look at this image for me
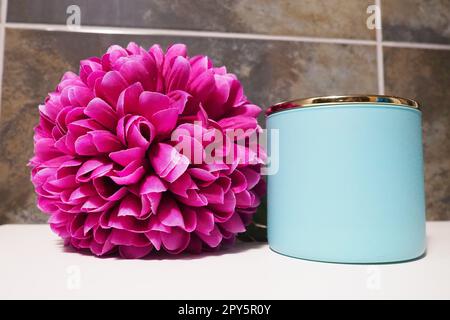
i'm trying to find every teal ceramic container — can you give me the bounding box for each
[266,95,426,264]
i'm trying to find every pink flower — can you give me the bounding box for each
[29,43,265,258]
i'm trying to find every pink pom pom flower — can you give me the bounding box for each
[29,43,265,258]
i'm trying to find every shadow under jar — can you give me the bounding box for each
[266,95,426,264]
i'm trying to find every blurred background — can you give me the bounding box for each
[0,0,449,227]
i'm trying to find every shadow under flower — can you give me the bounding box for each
[57,239,266,261]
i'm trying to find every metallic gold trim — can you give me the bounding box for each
[266,95,421,116]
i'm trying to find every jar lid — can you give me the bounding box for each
[266,95,421,116]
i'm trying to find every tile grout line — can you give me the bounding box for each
[5,22,378,46]
[375,0,385,95]
[383,41,450,51]
[5,22,450,52]
[0,0,8,118]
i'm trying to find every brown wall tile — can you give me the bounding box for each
[382,0,450,44]
[7,0,376,40]
[384,47,450,220]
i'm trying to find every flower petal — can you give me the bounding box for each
[109,147,145,167]
[117,82,144,117]
[187,168,217,182]
[93,176,128,201]
[240,167,261,190]
[119,59,150,89]
[76,158,113,182]
[109,228,150,246]
[235,190,252,208]
[140,174,167,194]
[200,183,224,204]
[169,173,196,198]
[161,227,190,254]
[196,225,222,248]
[176,189,207,207]
[139,91,170,119]
[228,103,262,118]
[119,245,153,259]
[118,194,141,217]
[145,231,162,250]
[209,190,236,215]
[74,134,97,155]
[218,116,257,132]
[149,143,190,183]
[110,160,146,185]
[84,98,117,130]
[91,130,123,153]
[96,71,128,107]
[163,44,187,77]
[220,212,246,233]
[180,206,197,232]
[150,107,179,138]
[230,169,247,193]
[167,56,190,91]
[195,208,215,235]
[168,90,190,114]
[189,69,215,102]
[158,196,184,228]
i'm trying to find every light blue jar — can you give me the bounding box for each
[266,95,426,264]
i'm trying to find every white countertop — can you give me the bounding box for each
[1,222,449,299]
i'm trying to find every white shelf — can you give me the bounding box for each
[1,222,449,299]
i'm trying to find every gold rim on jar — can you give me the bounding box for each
[266,95,421,117]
